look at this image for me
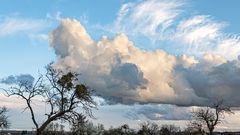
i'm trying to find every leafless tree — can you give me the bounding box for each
[185,121,205,135]
[70,113,89,135]
[2,64,96,135]
[138,121,159,135]
[159,124,180,135]
[0,107,9,129]
[190,100,233,135]
[121,124,130,134]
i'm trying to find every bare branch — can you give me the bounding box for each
[190,100,233,135]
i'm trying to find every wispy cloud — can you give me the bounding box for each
[29,33,48,41]
[0,17,50,37]
[101,0,240,59]
[112,0,184,39]
[176,15,224,50]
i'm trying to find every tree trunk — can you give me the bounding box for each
[36,128,42,135]
[209,129,213,135]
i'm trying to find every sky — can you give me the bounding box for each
[1,0,240,131]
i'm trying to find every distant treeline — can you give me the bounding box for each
[1,123,240,135]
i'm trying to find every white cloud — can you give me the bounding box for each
[174,15,224,56]
[215,38,240,59]
[29,33,48,41]
[202,53,226,65]
[0,94,26,109]
[49,19,240,107]
[0,17,49,37]
[175,15,240,59]
[0,93,45,112]
[113,0,184,39]
[177,16,222,44]
[0,93,49,130]
[105,0,240,59]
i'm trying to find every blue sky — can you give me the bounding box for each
[0,0,240,76]
[1,0,240,131]
[1,0,240,77]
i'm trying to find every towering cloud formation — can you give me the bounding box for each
[50,19,240,107]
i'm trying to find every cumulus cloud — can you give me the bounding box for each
[174,60,240,107]
[49,19,240,107]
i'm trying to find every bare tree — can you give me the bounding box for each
[70,113,89,135]
[104,124,135,135]
[159,124,180,135]
[185,121,205,135]
[2,65,96,135]
[121,124,130,134]
[0,107,9,129]
[138,121,159,135]
[190,101,233,135]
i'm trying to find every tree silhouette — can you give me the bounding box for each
[2,64,96,135]
[159,124,180,135]
[138,121,159,135]
[70,113,89,135]
[190,100,233,135]
[0,107,9,129]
